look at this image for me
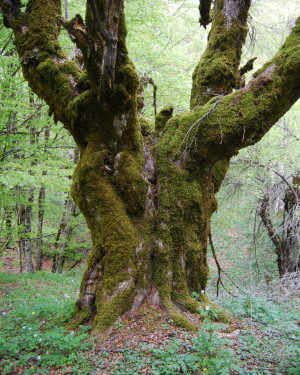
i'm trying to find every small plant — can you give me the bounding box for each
[114,321,125,330]
[0,271,93,374]
[100,315,239,375]
[191,291,201,301]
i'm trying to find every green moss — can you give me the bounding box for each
[15,0,62,60]
[138,116,155,133]
[199,0,212,27]
[165,303,197,331]
[119,63,140,95]
[172,312,197,331]
[191,3,249,108]
[12,0,89,127]
[174,296,200,314]
[67,303,91,329]
[77,71,91,91]
[212,159,230,193]
[155,106,174,131]
[112,151,148,216]
[67,90,93,121]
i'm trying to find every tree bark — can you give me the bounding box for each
[259,176,300,276]
[16,187,35,274]
[24,187,35,273]
[52,194,77,273]
[2,0,300,331]
[3,205,13,248]
[35,184,45,270]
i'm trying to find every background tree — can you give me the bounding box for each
[0,15,89,272]
[220,103,299,278]
[0,0,299,332]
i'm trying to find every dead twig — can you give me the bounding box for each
[175,97,222,158]
[208,227,240,297]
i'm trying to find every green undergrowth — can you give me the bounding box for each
[210,289,300,374]
[0,271,93,374]
[207,188,300,374]
[100,327,239,375]
[0,270,299,374]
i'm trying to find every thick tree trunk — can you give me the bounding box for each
[2,0,300,331]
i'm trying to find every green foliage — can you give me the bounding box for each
[208,284,300,374]
[98,315,239,375]
[102,333,237,375]
[125,0,205,116]
[0,11,90,267]
[0,271,93,374]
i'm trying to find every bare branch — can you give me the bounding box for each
[87,0,109,42]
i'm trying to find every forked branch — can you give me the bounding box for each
[87,0,123,93]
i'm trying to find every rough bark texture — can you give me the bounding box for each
[2,0,300,331]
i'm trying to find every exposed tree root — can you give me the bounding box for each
[68,285,232,333]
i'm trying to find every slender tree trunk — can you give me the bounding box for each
[64,0,69,20]
[52,195,76,273]
[52,207,66,273]
[56,148,79,273]
[36,126,50,270]
[56,197,77,273]
[259,176,300,276]
[53,147,79,273]
[2,205,13,248]
[35,184,45,270]
[16,202,25,273]
[17,187,35,274]
[23,187,35,273]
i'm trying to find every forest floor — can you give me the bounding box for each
[0,248,299,375]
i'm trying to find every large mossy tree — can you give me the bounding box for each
[1,0,299,331]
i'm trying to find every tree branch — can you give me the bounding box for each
[198,0,212,28]
[258,193,283,251]
[0,0,21,28]
[1,0,91,147]
[191,0,251,108]
[87,0,109,42]
[183,18,300,163]
[59,14,89,70]
[84,0,123,93]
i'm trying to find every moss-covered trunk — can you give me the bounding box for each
[2,0,300,332]
[71,105,224,331]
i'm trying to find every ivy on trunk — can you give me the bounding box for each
[1,0,300,331]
